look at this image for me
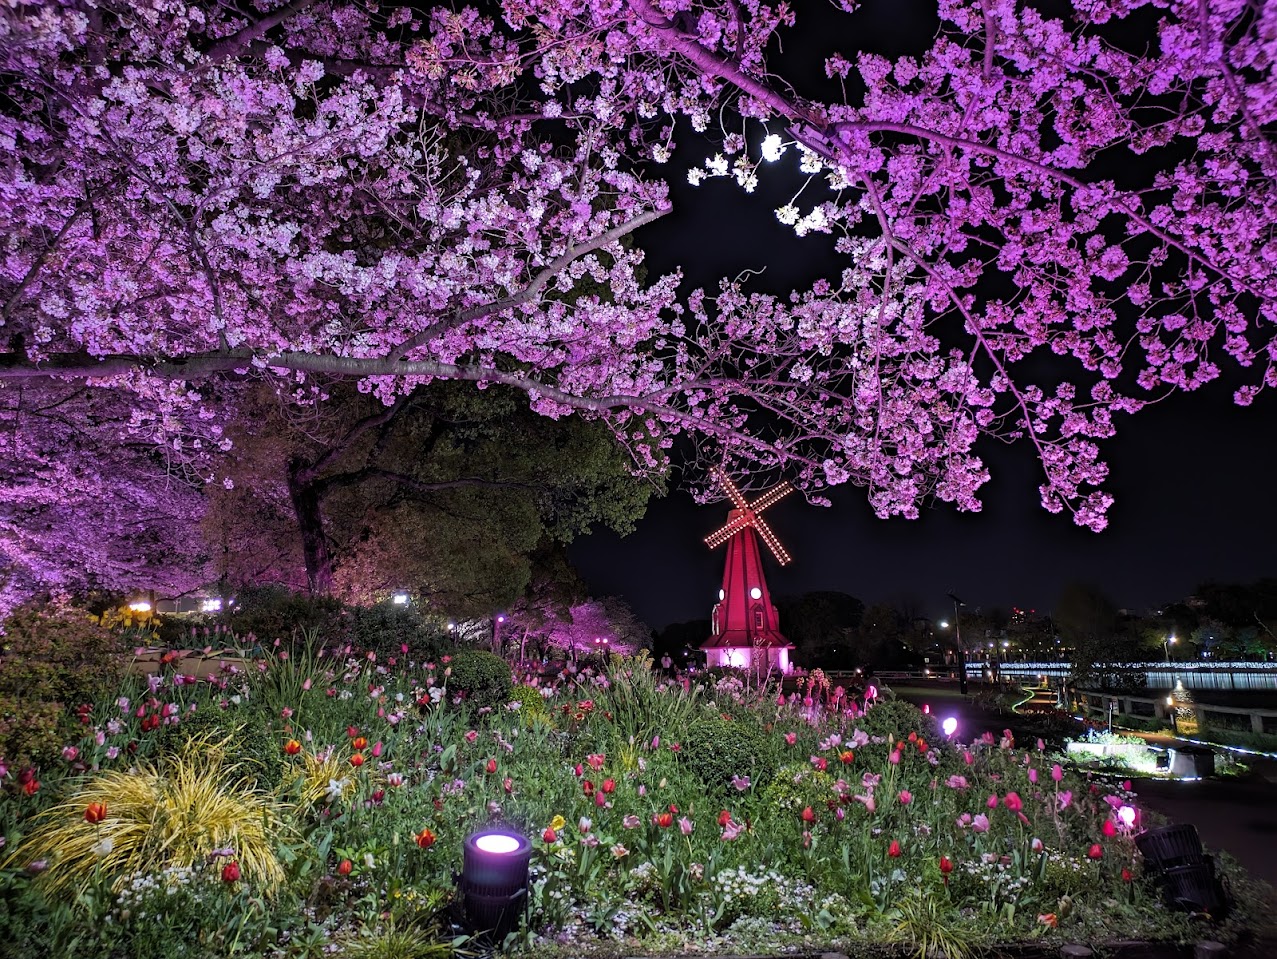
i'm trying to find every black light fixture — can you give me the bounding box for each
[460,829,532,941]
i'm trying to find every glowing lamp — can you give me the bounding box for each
[749,586,762,600]
[127,600,151,613]
[200,598,222,613]
[922,704,930,714]
[1118,805,1137,828]
[942,717,959,737]
[391,592,410,605]
[461,829,532,941]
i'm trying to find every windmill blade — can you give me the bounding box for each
[704,513,754,549]
[752,514,793,566]
[714,467,750,511]
[749,481,794,514]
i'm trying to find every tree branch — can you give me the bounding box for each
[389,205,671,360]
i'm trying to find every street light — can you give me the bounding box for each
[947,593,968,695]
[1163,636,1177,663]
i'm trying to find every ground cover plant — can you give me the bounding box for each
[0,614,1268,958]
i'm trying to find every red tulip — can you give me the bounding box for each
[283,739,302,755]
[485,758,498,774]
[839,750,855,764]
[888,840,902,858]
[1088,843,1104,860]
[1122,867,1134,882]
[542,828,557,843]
[84,802,107,824]
[654,812,674,828]
[801,806,816,823]
[22,779,39,796]
[602,778,616,794]
[582,779,595,796]
[718,809,732,827]
[1102,819,1117,838]
[349,753,365,767]
[939,856,953,884]
[221,861,240,883]
[351,736,368,751]
[416,827,436,849]
[337,859,353,876]
[346,726,359,739]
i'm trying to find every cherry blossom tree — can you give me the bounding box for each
[3,0,1276,604]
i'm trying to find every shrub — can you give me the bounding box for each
[347,603,451,662]
[510,683,551,727]
[857,698,940,743]
[677,711,778,794]
[151,710,284,791]
[11,735,289,895]
[0,603,132,764]
[445,650,512,708]
[222,585,344,648]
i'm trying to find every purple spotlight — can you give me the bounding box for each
[461,829,532,941]
[942,717,959,737]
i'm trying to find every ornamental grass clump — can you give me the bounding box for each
[11,734,289,894]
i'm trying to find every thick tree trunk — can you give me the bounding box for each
[287,458,333,596]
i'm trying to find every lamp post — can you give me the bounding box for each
[1163,636,1176,663]
[947,593,968,695]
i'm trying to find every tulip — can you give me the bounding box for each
[678,816,693,835]
[1102,819,1118,838]
[84,802,107,824]
[221,861,240,883]
[801,806,816,823]
[503,777,513,794]
[987,793,999,809]
[1028,768,1038,784]
[784,732,797,746]
[718,809,732,827]
[839,750,855,764]
[1088,843,1103,860]
[602,778,615,794]
[371,741,383,758]
[485,758,497,774]
[346,726,359,739]
[582,779,595,796]
[1122,867,1134,882]
[1003,792,1023,812]
[415,827,436,849]
[542,828,557,843]
[337,859,353,876]
[1051,764,1064,782]
[351,736,368,751]
[594,790,607,807]
[283,740,302,755]
[350,753,365,767]
[654,812,674,828]
[889,750,901,765]
[939,855,953,883]
[898,790,913,805]
[888,840,902,858]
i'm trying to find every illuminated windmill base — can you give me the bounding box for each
[700,469,795,675]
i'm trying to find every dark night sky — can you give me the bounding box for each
[568,3,1277,630]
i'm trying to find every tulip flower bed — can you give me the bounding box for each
[0,643,1266,959]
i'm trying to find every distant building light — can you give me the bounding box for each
[392,592,410,605]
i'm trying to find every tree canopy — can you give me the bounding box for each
[4,0,1277,599]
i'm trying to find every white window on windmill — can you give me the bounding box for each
[753,605,764,630]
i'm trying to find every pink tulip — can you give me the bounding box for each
[678,816,693,835]
[898,790,913,805]
[987,793,999,809]
[1051,764,1064,782]
[972,814,990,833]
[784,732,797,746]
[1028,768,1038,784]
[371,741,383,758]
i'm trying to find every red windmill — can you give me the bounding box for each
[700,468,795,675]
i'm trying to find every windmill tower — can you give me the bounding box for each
[700,468,795,675]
